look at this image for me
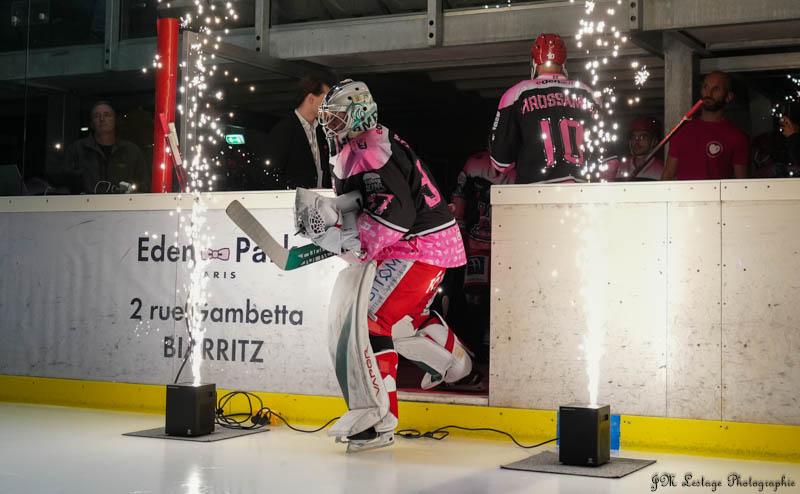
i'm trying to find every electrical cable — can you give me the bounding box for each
[214,390,339,433]
[268,412,339,433]
[215,391,263,430]
[397,425,558,450]
[213,391,554,449]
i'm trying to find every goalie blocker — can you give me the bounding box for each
[226,187,364,271]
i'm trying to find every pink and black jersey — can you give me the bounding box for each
[490,73,596,184]
[451,150,515,294]
[451,150,515,243]
[330,125,466,268]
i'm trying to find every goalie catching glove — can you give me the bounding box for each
[294,188,364,255]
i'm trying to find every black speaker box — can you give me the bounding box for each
[165,383,216,437]
[559,403,610,467]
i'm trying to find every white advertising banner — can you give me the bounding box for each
[0,194,345,396]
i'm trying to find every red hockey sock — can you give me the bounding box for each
[374,349,399,420]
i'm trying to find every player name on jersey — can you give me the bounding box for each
[521,93,593,114]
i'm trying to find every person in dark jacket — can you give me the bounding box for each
[258,76,332,190]
[780,102,800,175]
[51,101,148,194]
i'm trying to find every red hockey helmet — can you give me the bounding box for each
[629,116,660,137]
[531,33,568,67]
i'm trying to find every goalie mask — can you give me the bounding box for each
[318,79,378,152]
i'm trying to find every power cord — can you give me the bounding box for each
[213,391,555,449]
[397,425,558,450]
[214,391,339,433]
[215,391,265,430]
[269,411,339,433]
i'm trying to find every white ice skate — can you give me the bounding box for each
[337,427,395,453]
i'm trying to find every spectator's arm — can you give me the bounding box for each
[662,155,679,180]
[732,133,750,179]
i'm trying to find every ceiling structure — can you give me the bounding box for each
[1,1,799,124]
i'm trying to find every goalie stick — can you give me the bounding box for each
[225,199,335,271]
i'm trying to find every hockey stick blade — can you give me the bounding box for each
[225,200,334,271]
[284,242,336,270]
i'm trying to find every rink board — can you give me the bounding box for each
[2,181,800,429]
[0,191,345,397]
[491,179,800,426]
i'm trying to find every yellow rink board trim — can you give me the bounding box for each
[1,375,798,462]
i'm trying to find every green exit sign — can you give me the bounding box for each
[225,134,245,145]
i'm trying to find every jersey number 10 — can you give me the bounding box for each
[539,118,585,167]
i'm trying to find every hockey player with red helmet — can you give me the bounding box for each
[620,116,664,180]
[297,79,473,453]
[490,33,597,183]
[600,116,664,181]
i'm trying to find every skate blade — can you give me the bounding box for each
[420,372,444,390]
[440,371,486,392]
[345,433,394,453]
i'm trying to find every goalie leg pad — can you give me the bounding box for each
[327,261,396,439]
[394,312,473,390]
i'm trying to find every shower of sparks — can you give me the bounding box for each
[771,73,800,118]
[572,0,635,181]
[575,205,608,407]
[571,0,644,406]
[572,0,656,180]
[635,66,650,87]
[144,0,243,385]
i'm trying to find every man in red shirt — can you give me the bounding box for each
[661,71,749,180]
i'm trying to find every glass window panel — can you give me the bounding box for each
[122,0,256,39]
[121,0,157,39]
[271,0,425,25]
[0,0,104,52]
[445,0,543,9]
[14,72,156,195]
[0,83,40,195]
[186,61,292,191]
